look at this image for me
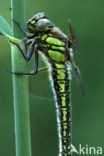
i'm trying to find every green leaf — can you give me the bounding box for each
[0,15,12,35]
[2,33,22,43]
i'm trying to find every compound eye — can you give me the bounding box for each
[36,19,54,31]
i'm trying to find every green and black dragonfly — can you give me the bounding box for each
[8,12,84,156]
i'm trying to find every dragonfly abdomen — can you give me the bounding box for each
[51,63,72,156]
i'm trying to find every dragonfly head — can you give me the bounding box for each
[27,12,54,33]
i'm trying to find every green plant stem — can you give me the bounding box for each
[11,0,32,156]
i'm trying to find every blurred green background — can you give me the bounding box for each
[0,0,104,155]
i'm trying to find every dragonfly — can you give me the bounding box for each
[8,12,84,156]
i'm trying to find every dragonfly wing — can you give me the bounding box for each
[68,20,81,55]
[28,67,54,100]
[72,64,85,96]
[67,56,85,96]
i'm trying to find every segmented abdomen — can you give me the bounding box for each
[51,63,72,156]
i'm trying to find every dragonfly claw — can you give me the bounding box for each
[7,68,37,75]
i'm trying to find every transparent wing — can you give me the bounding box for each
[68,20,81,55]
[29,64,84,100]
[68,20,84,95]
[72,65,85,96]
[28,67,54,100]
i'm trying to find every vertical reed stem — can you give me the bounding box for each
[11,0,32,156]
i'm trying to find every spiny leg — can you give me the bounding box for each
[25,40,32,56]
[8,40,39,75]
[13,19,36,39]
[33,47,38,74]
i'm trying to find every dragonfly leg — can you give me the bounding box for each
[27,40,32,46]
[7,40,39,75]
[25,40,36,61]
[13,19,35,39]
[33,47,38,74]
[11,41,27,60]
